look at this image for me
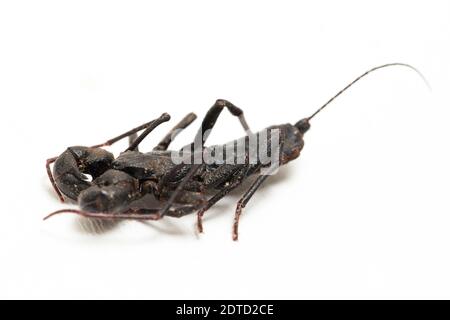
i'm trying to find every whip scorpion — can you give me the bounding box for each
[45,63,428,240]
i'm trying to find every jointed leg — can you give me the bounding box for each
[232,174,271,241]
[91,113,171,148]
[128,133,138,151]
[159,164,203,218]
[44,205,199,221]
[162,100,252,216]
[230,134,285,240]
[156,100,252,218]
[194,99,252,146]
[43,209,161,221]
[128,205,201,218]
[196,166,249,233]
[154,113,197,151]
[125,113,171,151]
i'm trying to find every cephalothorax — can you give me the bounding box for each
[45,63,427,240]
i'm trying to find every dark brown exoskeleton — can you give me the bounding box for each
[45,63,428,240]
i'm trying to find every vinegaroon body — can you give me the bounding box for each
[45,63,428,240]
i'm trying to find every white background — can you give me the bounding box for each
[0,0,449,299]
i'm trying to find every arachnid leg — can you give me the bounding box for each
[91,113,171,148]
[196,166,250,233]
[154,113,197,151]
[121,206,201,218]
[128,133,138,152]
[232,174,271,241]
[194,99,252,146]
[159,164,203,217]
[44,204,200,221]
[159,100,251,218]
[44,209,162,221]
[125,113,171,151]
[230,134,285,241]
[197,182,240,233]
[131,189,204,218]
